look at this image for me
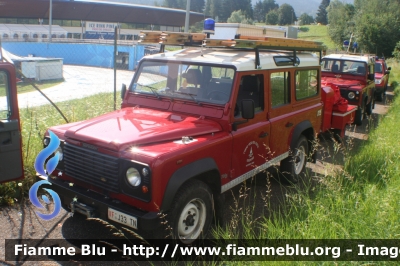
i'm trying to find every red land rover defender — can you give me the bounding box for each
[321,54,376,126]
[374,57,391,101]
[29,33,356,244]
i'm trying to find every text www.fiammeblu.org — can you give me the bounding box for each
[120,244,400,259]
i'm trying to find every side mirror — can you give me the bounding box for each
[388,67,392,71]
[241,99,255,119]
[368,73,374,81]
[232,99,255,131]
[121,84,127,99]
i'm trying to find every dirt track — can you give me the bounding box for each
[0,87,395,265]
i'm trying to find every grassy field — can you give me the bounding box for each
[298,25,339,52]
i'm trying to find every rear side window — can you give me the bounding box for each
[295,69,318,100]
[271,71,290,107]
[0,71,11,120]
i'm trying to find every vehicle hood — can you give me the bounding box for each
[322,77,362,87]
[375,73,384,79]
[60,107,222,151]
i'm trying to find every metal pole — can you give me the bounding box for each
[113,26,118,110]
[184,0,191,32]
[49,0,52,42]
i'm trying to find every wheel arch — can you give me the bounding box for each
[160,158,221,212]
[290,120,316,162]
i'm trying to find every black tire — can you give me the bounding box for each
[167,180,213,244]
[376,91,384,102]
[332,129,343,143]
[354,104,364,126]
[279,135,309,184]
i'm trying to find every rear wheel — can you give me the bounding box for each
[280,135,308,184]
[354,104,364,126]
[376,90,384,102]
[366,98,373,116]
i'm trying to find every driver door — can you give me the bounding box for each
[0,63,24,183]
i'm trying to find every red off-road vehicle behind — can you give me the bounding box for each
[321,54,376,126]
[374,57,391,102]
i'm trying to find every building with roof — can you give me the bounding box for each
[0,0,204,40]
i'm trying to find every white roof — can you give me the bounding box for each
[323,53,374,64]
[144,47,320,71]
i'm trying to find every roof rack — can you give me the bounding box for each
[139,31,327,68]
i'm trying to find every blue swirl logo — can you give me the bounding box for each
[29,130,62,220]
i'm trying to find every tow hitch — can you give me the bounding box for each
[70,200,95,218]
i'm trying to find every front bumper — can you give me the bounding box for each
[37,175,160,231]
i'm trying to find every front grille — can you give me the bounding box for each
[64,143,120,193]
[339,88,348,99]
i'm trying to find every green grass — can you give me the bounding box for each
[298,25,339,52]
[0,79,63,97]
[212,61,400,264]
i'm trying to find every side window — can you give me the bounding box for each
[235,74,264,117]
[295,69,318,100]
[271,71,290,107]
[0,71,10,120]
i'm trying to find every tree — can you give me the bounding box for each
[315,0,330,25]
[353,0,400,56]
[299,13,314,26]
[190,0,205,13]
[253,0,279,23]
[327,0,355,47]
[163,0,204,12]
[278,4,296,25]
[227,10,253,24]
[205,0,223,21]
[163,0,181,9]
[266,9,279,25]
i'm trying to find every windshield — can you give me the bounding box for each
[375,63,383,73]
[130,61,235,105]
[322,59,367,76]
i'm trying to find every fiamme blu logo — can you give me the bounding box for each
[29,130,62,220]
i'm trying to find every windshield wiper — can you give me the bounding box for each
[174,91,201,105]
[137,83,161,100]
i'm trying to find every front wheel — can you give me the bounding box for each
[279,135,309,184]
[167,180,213,244]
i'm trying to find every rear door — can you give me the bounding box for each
[0,63,24,183]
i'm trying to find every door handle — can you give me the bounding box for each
[259,132,268,138]
[285,122,294,128]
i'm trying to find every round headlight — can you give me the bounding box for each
[126,168,141,187]
[56,146,63,161]
[348,92,355,99]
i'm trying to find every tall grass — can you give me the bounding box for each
[211,63,400,266]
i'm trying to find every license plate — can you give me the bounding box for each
[108,208,138,229]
